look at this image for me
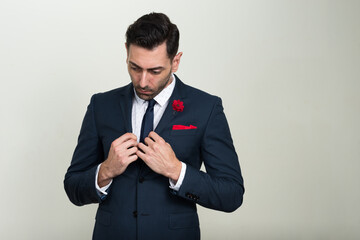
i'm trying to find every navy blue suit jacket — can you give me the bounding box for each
[64,76,244,240]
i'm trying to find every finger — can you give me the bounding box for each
[126,146,138,156]
[136,149,147,162]
[137,142,149,153]
[122,139,138,150]
[113,133,137,146]
[144,136,155,147]
[148,131,165,143]
[119,132,137,144]
[127,154,138,163]
[121,154,138,168]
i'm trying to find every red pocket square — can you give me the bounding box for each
[172,125,197,130]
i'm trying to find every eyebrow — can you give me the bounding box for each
[129,61,165,71]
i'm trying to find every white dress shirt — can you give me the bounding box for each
[96,75,187,196]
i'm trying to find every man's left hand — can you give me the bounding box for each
[137,131,182,182]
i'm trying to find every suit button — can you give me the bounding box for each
[133,211,137,218]
[139,176,144,183]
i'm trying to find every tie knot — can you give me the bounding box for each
[148,99,156,108]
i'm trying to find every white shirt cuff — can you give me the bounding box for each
[95,164,112,195]
[169,162,186,191]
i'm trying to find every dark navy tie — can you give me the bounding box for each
[140,99,156,143]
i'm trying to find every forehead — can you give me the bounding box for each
[127,42,171,68]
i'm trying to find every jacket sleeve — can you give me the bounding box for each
[64,94,104,206]
[174,97,244,212]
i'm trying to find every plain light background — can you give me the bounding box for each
[1,0,359,239]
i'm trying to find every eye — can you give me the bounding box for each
[150,70,161,75]
[131,66,141,72]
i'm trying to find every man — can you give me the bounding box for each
[64,12,244,240]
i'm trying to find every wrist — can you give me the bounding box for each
[170,161,182,182]
[98,162,113,187]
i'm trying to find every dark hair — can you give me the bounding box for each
[126,12,180,59]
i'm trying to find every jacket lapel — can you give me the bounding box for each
[118,83,134,133]
[155,75,188,134]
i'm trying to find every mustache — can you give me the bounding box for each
[136,86,152,91]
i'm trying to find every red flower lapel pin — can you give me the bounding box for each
[172,99,184,112]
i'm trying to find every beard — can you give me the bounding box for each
[134,70,173,100]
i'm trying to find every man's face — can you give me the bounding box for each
[126,42,182,100]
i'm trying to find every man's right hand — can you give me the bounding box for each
[98,133,138,187]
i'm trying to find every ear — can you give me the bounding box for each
[171,52,183,73]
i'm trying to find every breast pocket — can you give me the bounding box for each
[170,128,197,136]
[168,132,201,166]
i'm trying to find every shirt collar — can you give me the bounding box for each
[133,74,176,106]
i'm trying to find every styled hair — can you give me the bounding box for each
[126,12,180,59]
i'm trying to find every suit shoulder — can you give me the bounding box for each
[91,83,132,101]
[95,83,132,97]
[182,82,221,104]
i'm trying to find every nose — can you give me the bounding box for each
[139,71,148,88]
